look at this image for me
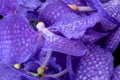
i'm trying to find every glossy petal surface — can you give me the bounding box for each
[51,12,101,39]
[43,32,87,56]
[0,0,41,16]
[0,0,119,79]
[81,29,108,43]
[38,0,74,26]
[85,0,120,25]
[76,44,113,80]
[0,0,17,15]
[17,0,42,10]
[103,0,120,23]
[0,15,39,64]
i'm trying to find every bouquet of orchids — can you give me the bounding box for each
[0,0,120,80]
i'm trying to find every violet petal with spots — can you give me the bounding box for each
[85,0,120,25]
[51,12,101,39]
[0,15,40,64]
[104,27,120,53]
[81,29,108,43]
[111,65,120,80]
[76,44,113,80]
[38,0,74,26]
[43,33,87,56]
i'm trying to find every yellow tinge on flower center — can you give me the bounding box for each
[14,64,21,69]
[37,67,44,75]
[36,22,45,31]
[68,4,79,10]
[38,22,44,25]
[68,4,93,11]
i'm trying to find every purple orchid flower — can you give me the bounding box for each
[0,0,18,16]
[0,0,120,80]
[85,0,120,25]
[81,28,108,43]
[104,27,120,53]
[37,22,87,56]
[103,0,120,23]
[38,0,74,27]
[50,12,102,39]
[17,0,42,10]
[75,44,114,80]
[0,14,41,64]
[0,0,42,16]
[111,65,120,80]
[100,17,117,31]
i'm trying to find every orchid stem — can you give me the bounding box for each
[41,51,52,68]
[37,51,52,75]
[36,22,54,75]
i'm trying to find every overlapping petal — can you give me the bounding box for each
[43,30,87,56]
[0,0,119,80]
[81,28,108,43]
[0,0,18,15]
[0,0,42,16]
[100,17,117,31]
[85,0,120,25]
[0,15,40,64]
[75,44,114,80]
[104,27,120,52]
[103,0,120,23]
[38,0,74,26]
[17,0,42,10]
[51,12,101,39]
[111,65,120,80]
